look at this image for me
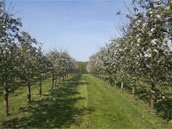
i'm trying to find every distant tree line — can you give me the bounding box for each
[77,61,88,74]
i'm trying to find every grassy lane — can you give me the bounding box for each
[0,74,171,128]
[84,74,171,128]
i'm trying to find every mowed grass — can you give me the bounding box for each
[0,74,171,128]
[0,78,53,127]
[84,74,171,128]
[0,75,92,128]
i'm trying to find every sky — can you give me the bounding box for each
[5,0,131,61]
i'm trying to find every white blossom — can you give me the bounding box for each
[153,49,158,53]
[149,11,153,14]
[143,23,147,27]
[151,39,158,45]
[144,53,152,58]
[151,28,155,32]
[165,6,170,11]
[149,32,153,37]
[156,14,161,18]
[154,4,159,8]
[138,20,141,23]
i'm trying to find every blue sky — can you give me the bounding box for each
[6,0,131,61]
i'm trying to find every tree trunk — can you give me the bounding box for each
[115,80,117,87]
[121,80,124,92]
[132,86,135,99]
[108,79,110,85]
[39,76,42,95]
[150,94,155,110]
[55,80,57,87]
[27,82,31,102]
[150,83,155,110]
[63,76,65,81]
[132,81,136,99]
[52,74,54,90]
[3,83,8,116]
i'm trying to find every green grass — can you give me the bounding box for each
[0,78,53,127]
[85,75,171,128]
[0,74,171,128]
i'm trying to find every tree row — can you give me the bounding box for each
[88,0,172,112]
[0,1,78,116]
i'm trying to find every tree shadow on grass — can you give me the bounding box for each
[125,83,172,122]
[2,75,93,128]
[134,87,172,121]
[155,97,172,121]
[96,76,172,122]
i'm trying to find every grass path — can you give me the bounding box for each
[85,75,170,128]
[0,74,171,128]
